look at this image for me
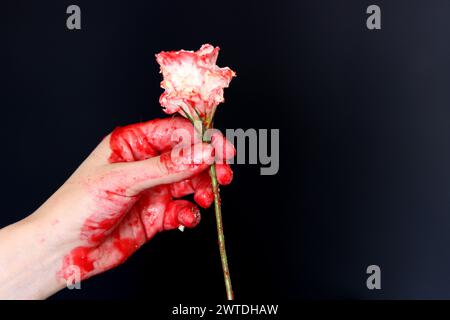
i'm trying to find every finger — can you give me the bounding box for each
[211,131,236,162]
[190,164,233,208]
[169,164,233,208]
[215,163,234,185]
[136,186,171,239]
[192,172,214,208]
[108,142,214,196]
[170,179,195,198]
[109,117,200,162]
[163,199,201,230]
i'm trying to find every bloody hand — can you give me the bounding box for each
[52,117,235,282]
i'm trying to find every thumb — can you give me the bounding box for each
[106,142,215,196]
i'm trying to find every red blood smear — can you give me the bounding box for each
[112,238,140,263]
[109,118,195,162]
[61,237,141,281]
[70,247,95,274]
[60,246,95,280]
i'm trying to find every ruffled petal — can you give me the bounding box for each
[156,44,235,121]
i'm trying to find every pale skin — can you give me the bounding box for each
[0,117,235,300]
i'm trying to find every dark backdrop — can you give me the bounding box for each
[1,0,450,299]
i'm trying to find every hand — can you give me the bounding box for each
[0,117,235,299]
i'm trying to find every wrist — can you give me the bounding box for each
[0,214,68,299]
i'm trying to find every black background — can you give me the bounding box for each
[1,0,450,300]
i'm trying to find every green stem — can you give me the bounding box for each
[184,109,234,300]
[209,163,234,300]
[200,119,234,300]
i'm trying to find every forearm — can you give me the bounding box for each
[0,214,67,299]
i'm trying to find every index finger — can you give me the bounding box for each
[109,117,199,162]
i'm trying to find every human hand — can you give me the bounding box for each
[0,117,234,299]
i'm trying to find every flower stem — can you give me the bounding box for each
[209,163,234,300]
[186,110,234,300]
